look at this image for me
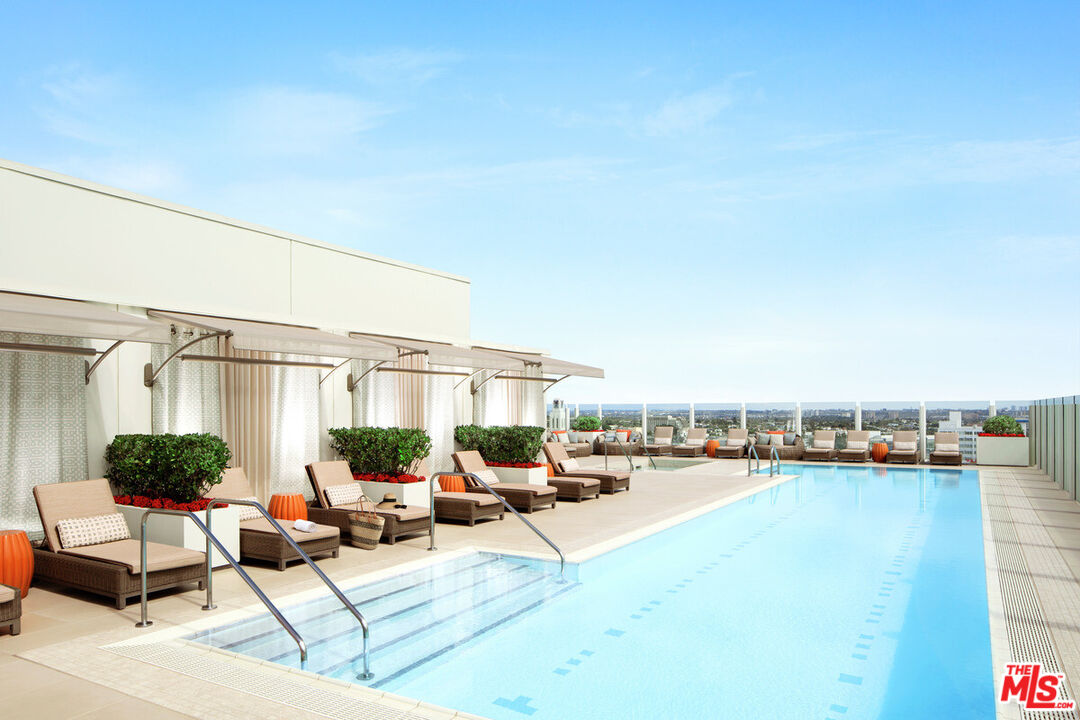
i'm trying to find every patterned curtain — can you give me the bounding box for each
[351,359,396,428]
[151,327,221,436]
[0,332,88,533]
[424,368,455,476]
[269,359,320,496]
[475,370,510,426]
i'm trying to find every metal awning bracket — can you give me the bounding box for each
[319,359,351,386]
[544,374,571,392]
[85,340,124,384]
[143,330,231,387]
[346,360,388,393]
[470,369,506,395]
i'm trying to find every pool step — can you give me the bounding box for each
[193,554,576,686]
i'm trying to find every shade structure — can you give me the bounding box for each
[0,291,171,344]
[350,332,525,371]
[148,310,397,361]
[471,346,604,379]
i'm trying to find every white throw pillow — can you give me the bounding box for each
[325,483,364,508]
[847,440,869,450]
[234,496,263,521]
[475,469,501,487]
[562,458,580,471]
[57,512,130,549]
[557,433,570,444]
[726,438,744,447]
[813,438,835,450]
[894,441,917,452]
[769,434,784,446]
[936,443,960,453]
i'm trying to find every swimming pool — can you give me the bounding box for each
[191,464,994,719]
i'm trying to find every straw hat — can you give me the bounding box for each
[376,493,399,508]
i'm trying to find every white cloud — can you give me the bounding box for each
[36,64,127,145]
[643,85,732,136]
[331,48,461,85]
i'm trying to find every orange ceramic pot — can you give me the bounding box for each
[268,493,308,522]
[546,463,555,477]
[0,530,33,598]
[871,442,889,463]
[706,439,720,458]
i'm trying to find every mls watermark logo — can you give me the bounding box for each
[999,664,1076,711]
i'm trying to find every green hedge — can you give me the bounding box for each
[453,425,545,464]
[572,415,602,431]
[982,415,1025,436]
[328,427,432,475]
[105,433,232,503]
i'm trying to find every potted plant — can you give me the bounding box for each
[571,415,604,445]
[976,416,1029,466]
[328,427,433,506]
[454,425,548,485]
[106,433,240,566]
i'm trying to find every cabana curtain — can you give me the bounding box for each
[0,332,88,532]
[151,328,222,436]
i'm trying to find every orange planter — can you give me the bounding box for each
[0,530,33,598]
[546,463,555,477]
[706,439,720,458]
[267,493,308,522]
[871,442,889,463]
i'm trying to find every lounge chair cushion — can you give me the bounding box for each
[306,461,357,509]
[847,440,869,450]
[34,478,120,552]
[936,443,959,453]
[813,438,835,450]
[435,492,502,507]
[58,538,205,575]
[374,506,429,521]
[481,482,556,497]
[933,449,961,456]
[325,483,365,508]
[475,469,501,487]
[561,458,581,471]
[895,441,917,451]
[0,585,14,604]
[726,438,744,446]
[56,512,131,549]
[240,518,339,541]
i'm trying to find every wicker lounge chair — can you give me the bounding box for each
[32,478,207,609]
[542,442,630,494]
[429,476,506,525]
[930,432,963,466]
[451,451,563,510]
[549,431,592,458]
[838,430,871,462]
[753,432,805,460]
[714,429,748,459]
[0,584,20,636]
[204,468,340,570]
[887,431,920,464]
[305,461,431,544]
[672,428,707,457]
[804,430,839,461]
[644,426,674,456]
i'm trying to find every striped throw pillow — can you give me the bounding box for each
[57,512,131,549]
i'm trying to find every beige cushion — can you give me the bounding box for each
[480,482,556,497]
[56,512,130,549]
[770,434,784,446]
[934,449,960,456]
[453,451,489,475]
[561,458,580,471]
[555,476,601,488]
[435,491,502,507]
[34,478,119,552]
[0,585,15,604]
[59,538,204,575]
[475,469,501,487]
[726,438,744,447]
[206,467,254,500]
[376,505,429,521]
[685,438,705,447]
[813,439,835,450]
[847,440,869,450]
[306,461,356,509]
[325,483,364,508]
[233,497,262,522]
[936,443,959,453]
[895,441,917,452]
[240,518,338,541]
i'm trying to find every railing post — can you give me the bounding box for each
[428,473,436,551]
[689,403,695,429]
[740,403,747,430]
[855,402,862,431]
[794,401,802,436]
[919,401,928,462]
[137,515,151,627]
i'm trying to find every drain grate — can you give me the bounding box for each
[988,489,1078,720]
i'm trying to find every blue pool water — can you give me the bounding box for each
[191,464,994,719]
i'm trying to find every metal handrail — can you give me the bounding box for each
[206,498,372,680]
[769,446,781,477]
[748,444,761,475]
[637,434,659,470]
[134,508,308,669]
[434,471,565,579]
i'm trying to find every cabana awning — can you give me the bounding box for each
[0,291,172,344]
[350,332,525,371]
[149,310,397,361]
[471,346,605,379]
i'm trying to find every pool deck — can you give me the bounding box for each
[2,459,1079,719]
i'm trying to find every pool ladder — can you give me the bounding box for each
[748,445,782,477]
[134,500,373,680]
[604,433,656,471]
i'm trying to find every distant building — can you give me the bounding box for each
[938,411,978,463]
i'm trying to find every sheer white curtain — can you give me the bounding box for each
[0,332,88,532]
[269,360,320,495]
[151,327,221,436]
[424,370,455,475]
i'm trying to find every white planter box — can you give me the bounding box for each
[116,503,240,568]
[357,479,431,508]
[491,466,548,486]
[976,436,1030,466]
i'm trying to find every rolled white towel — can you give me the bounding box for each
[293,519,317,533]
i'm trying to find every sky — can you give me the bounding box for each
[1,1,1078,404]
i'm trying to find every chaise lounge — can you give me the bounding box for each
[543,442,630,494]
[838,430,871,462]
[644,426,674,456]
[0,584,20,636]
[672,428,707,457]
[887,431,920,464]
[714,429,748,459]
[803,430,839,461]
[427,474,507,526]
[930,432,963,465]
[205,468,340,570]
[452,451,564,510]
[305,461,431,544]
[32,478,207,609]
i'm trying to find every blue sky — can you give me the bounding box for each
[1,1,1077,403]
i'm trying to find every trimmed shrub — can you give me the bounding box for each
[454,425,545,464]
[982,415,1025,436]
[572,415,602,431]
[105,433,231,503]
[328,427,432,476]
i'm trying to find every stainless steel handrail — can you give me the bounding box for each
[434,471,566,579]
[613,434,638,471]
[769,446,781,477]
[206,498,372,680]
[134,508,308,668]
[748,444,761,475]
[636,434,659,470]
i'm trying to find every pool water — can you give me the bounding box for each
[191,464,994,719]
